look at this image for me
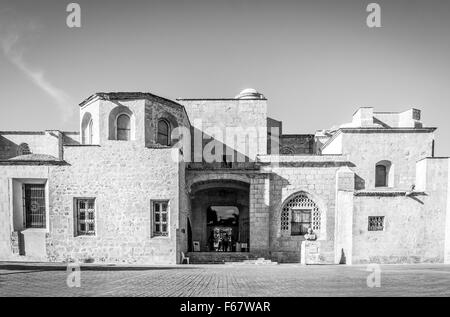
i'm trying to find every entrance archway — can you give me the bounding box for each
[190,180,250,252]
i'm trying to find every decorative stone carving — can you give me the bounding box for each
[304,228,317,241]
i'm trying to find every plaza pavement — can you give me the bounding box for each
[0,262,450,297]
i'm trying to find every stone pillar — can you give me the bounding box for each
[334,166,355,265]
[249,174,270,258]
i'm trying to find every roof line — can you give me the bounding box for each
[177,98,267,101]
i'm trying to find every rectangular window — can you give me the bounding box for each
[75,198,96,236]
[23,184,46,229]
[152,201,169,237]
[368,216,385,231]
[291,209,312,236]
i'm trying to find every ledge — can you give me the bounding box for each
[257,155,354,167]
[0,160,68,166]
[340,127,437,133]
[354,190,426,197]
[63,144,100,147]
[187,162,259,171]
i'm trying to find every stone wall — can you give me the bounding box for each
[179,99,268,162]
[281,135,314,154]
[249,174,270,258]
[334,167,355,264]
[0,131,62,160]
[80,97,190,148]
[45,142,183,264]
[341,130,434,189]
[352,193,445,264]
[263,156,349,263]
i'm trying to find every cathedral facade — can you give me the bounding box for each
[1,89,449,265]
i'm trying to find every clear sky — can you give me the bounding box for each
[0,0,449,155]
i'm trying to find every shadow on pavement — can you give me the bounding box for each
[0,263,199,274]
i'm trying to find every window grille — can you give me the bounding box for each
[75,199,96,236]
[281,193,320,235]
[368,216,385,231]
[23,184,46,229]
[153,201,169,237]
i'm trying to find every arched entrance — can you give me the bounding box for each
[190,180,250,252]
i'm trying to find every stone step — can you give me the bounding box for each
[187,252,260,264]
[226,259,278,266]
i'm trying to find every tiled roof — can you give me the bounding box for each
[9,154,60,161]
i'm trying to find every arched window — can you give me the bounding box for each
[116,114,131,141]
[17,143,31,156]
[281,192,320,236]
[157,119,170,146]
[81,112,93,145]
[281,147,294,155]
[375,160,392,187]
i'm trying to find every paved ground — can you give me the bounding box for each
[1,262,450,297]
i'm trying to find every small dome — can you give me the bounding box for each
[235,88,265,100]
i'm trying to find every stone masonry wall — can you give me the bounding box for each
[342,131,433,189]
[179,99,268,162]
[268,164,341,263]
[352,193,446,264]
[46,142,182,264]
[281,135,314,154]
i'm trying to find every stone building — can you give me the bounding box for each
[1,89,449,265]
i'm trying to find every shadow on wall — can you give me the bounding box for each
[187,126,256,166]
[0,136,20,160]
[339,248,347,264]
[355,174,365,190]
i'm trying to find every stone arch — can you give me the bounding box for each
[281,147,294,155]
[189,178,250,252]
[187,173,251,194]
[277,190,327,240]
[108,105,136,141]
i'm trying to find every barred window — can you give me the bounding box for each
[281,193,320,236]
[23,184,46,229]
[368,216,385,231]
[75,199,96,236]
[153,201,169,237]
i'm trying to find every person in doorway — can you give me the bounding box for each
[222,233,229,252]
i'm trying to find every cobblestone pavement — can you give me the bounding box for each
[1,262,450,297]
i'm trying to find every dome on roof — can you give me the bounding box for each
[235,88,265,100]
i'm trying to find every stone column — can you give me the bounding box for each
[249,174,270,258]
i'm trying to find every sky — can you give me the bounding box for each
[0,0,449,156]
